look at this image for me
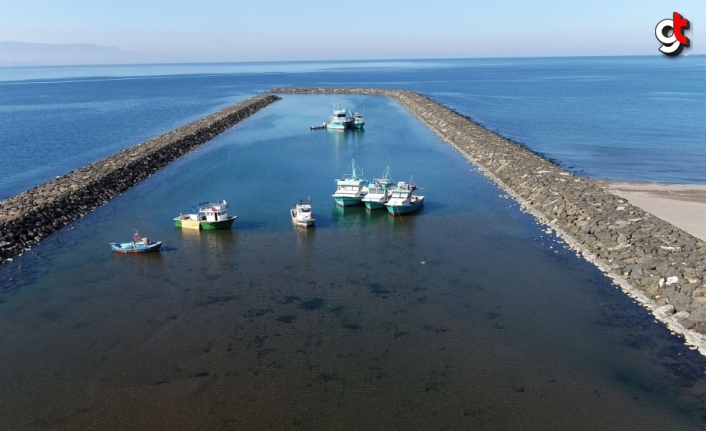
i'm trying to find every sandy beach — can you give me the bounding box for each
[593,180,706,242]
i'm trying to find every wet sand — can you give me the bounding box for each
[594,181,706,242]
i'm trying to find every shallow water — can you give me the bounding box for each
[1,95,705,429]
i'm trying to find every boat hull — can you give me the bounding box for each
[110,241,162,253]
[363,200,386,210]
[174,219,201,230]
[386,197,424,215]
[292,220,315,228]
[334,196,363,207]
[291,209,315,228]
[326,122,346,130]
[292,218,315,228]
[174,216,237,230]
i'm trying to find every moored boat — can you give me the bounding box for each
[110,231,162,253]
[385,177,425,216]
[291,198,315,228]
[362,166,395,210]
[325,103,352,130]
[351,112,365,129]
[332,159,369,206]
[174,199,237,230]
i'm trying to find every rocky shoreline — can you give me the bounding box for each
[0,94,280,265]
[272,87,706,353]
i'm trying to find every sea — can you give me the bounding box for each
[1,56,706,429]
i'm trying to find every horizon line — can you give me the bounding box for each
[0,53,697,69]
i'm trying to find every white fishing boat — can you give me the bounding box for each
[325,103,352,130]
[291,198,315,228]
[332,159,368,206]
[385,176,425,216]
[362,166,394,210]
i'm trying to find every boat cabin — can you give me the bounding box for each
[367,185,387,196]
[389,183,417,202]
[198,200,229,222]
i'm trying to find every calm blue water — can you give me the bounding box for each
[1,56,706,201]
[1,58,706,429]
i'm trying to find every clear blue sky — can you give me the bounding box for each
[1,0,703,61]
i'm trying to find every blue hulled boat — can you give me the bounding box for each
[110,231,162,253]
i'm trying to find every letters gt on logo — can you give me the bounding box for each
[655,12,691,56]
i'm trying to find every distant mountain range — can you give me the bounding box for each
[0,41,144,66]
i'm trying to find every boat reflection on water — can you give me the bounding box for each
[112,248,165,275]
[331,203,368,228]
[332,202,420,230]
[365,206,391,221]
[177,227,237,253]
[294,224,316,263]
[327,127,365,146]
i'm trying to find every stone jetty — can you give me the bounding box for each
[273,87,706,353]
[0,94,280,265]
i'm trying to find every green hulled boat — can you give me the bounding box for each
[174,199,237,230]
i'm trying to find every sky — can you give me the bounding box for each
[0,0,704,63]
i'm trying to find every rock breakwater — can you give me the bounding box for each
[272,87,706,352]
[0,94,280,265]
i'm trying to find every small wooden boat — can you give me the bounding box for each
[110,231,162,253]
[291,198,315,228]
[174,199,237,230]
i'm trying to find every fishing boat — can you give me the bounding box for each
[362,166,395,210]
[325,103,352,130]
[332,159,369,206]
[174,199,237,230]
[291,198,315,228]
[350,112,365,129]
[110,231,162,253]
[385,177,425,216]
